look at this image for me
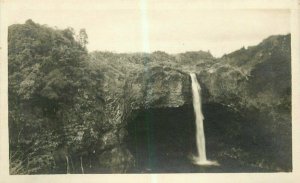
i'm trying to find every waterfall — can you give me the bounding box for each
[190,73,219,166]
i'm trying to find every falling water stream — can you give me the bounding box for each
[190,73,219,166]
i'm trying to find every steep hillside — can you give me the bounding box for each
[197,35,291,171]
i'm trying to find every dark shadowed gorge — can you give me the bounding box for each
[8,20,291,174]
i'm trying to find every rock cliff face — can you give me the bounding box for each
[90,34,291,172]
[92,66,192,172]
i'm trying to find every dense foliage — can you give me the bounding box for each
[8,20,102,174]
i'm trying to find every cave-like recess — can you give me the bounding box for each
[126,105,197,173]
[125,104,239,173]
[125,103,283,173]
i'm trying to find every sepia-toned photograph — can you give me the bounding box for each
[0,0,299,181]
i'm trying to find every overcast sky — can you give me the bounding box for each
[5,0,291,57]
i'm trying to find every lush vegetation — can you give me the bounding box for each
[9,20,103,174]
[8,20,291,173]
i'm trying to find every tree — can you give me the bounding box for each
[8,20,89,174]
[78,29,88,48]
